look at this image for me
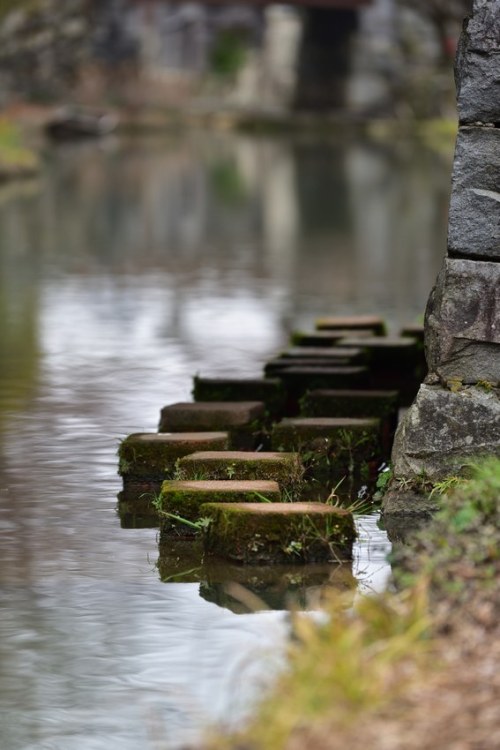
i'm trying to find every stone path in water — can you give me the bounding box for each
[117,313,424,568]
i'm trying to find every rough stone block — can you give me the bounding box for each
[158,401,266,449]
[159,479,281,536]
[201,502,356,564]
[456,3,500,123]
[400,324,424,344]
[292,329,373,347]
[271,416,381,477]
[264,357,357,376]
[176,450,304,497]
[315,315,386,335]
[192,376,285,417]
[282,346,367,363]
[425,258,500,383]
[448,127,500,259]
[391,383,500,483]
[118,431,229,480]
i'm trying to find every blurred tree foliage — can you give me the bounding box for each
[399,0,473,62]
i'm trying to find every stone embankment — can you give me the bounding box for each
[117,314,423,565]
[384,0,500,517]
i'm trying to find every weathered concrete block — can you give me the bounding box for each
[338,336,423,402]
[192,376,285,417]
[448,127,500,259]
[118,431,229,479]
[425,258,500,383]
[159,479,281,537]
[300,389,399,420]
[176,450,304,497]
[315,315,386,335]
[455,2,500,124]
[282,346,367,363]
[158,401,266,449]
[201,502,356,564]
[291,329,373,347]
[271,416,381,478]
[390,383,500,483]
[264,357,356,376]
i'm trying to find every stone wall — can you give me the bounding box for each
[385,0,500,512]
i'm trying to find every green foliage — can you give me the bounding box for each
[0,118,38,176]
[210,30,248,78]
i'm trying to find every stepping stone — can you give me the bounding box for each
[264,357,357,376]
[274,366,370,412]
[158,401,266,450]
[337,336,424,403]
[176,450,304,498]
[315,315,386,336]
[158,479,281,537]
[300,389,399,420]
[282,346,367,363]
[118,431,229,498]
[201,502,356,564]
[291,329,374,347]
[271,416,381,478]
[192,376,285,417]
[400,324,424,343]
[300,389,399,455]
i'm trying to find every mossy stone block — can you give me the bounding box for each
[158,401,266,449]
[118,431,229,479]
[291,329,373,347]
[276,366,369,398]
[282,346,367,364]
[159,479,281,537]
[201,502,356,564]
[271,416,381,477]
[315,315,387,336]
[176,450,304,497]
[300,389,399,420]
[192,376,285,417]
[264,357,356,376]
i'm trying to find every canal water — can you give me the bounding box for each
[0,129,451,749]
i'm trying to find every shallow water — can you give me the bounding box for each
[0,129,450,749]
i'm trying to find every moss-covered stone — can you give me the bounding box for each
[337,336,424,404]
[159,479,281,537]
[315,315,387,336]
[117,431,229,479]
[300,389,399,420]
[264,358,357,377]
[276,366,369,413]
[192,376,285,418]
[282,346,367,363]
[271,416,382,478]
[176,450,304,498]
[201,502,356,564]
[291,329,373,347]
[158,402,266,449]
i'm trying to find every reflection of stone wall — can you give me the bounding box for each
[387,0,500,505]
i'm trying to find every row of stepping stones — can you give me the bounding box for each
[118,315,424,565]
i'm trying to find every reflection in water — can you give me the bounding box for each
[0,130,449,748]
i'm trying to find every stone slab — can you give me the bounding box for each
[282,346,367,362]
[176,450,304,497]
[391,383,500,483]
[300,389,399,420]
[159,479,281,536]
[159,402,265,431]
[400,324,424,343]
[315,315,386,335]
[118,431,229,478]
[425,258,500,382]
[201,501,356,564]
[448,127,500,259]
[291,329,373,347]
[264,358,357,376]
[192,377,285,416]
[456,2,500,123]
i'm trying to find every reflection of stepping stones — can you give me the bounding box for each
[159,479,281,537]
[201,502,356,564]
[176,450,304,497]
[158,401,266,449]
[315,315,387,336]
[192,376,285,417]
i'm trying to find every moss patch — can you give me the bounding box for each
[117,431,229,477]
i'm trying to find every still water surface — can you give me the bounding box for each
[0,130,451,749]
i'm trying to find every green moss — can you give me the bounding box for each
[0,119,39,180]
[117,433,229,477]
[300,390,399,420]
